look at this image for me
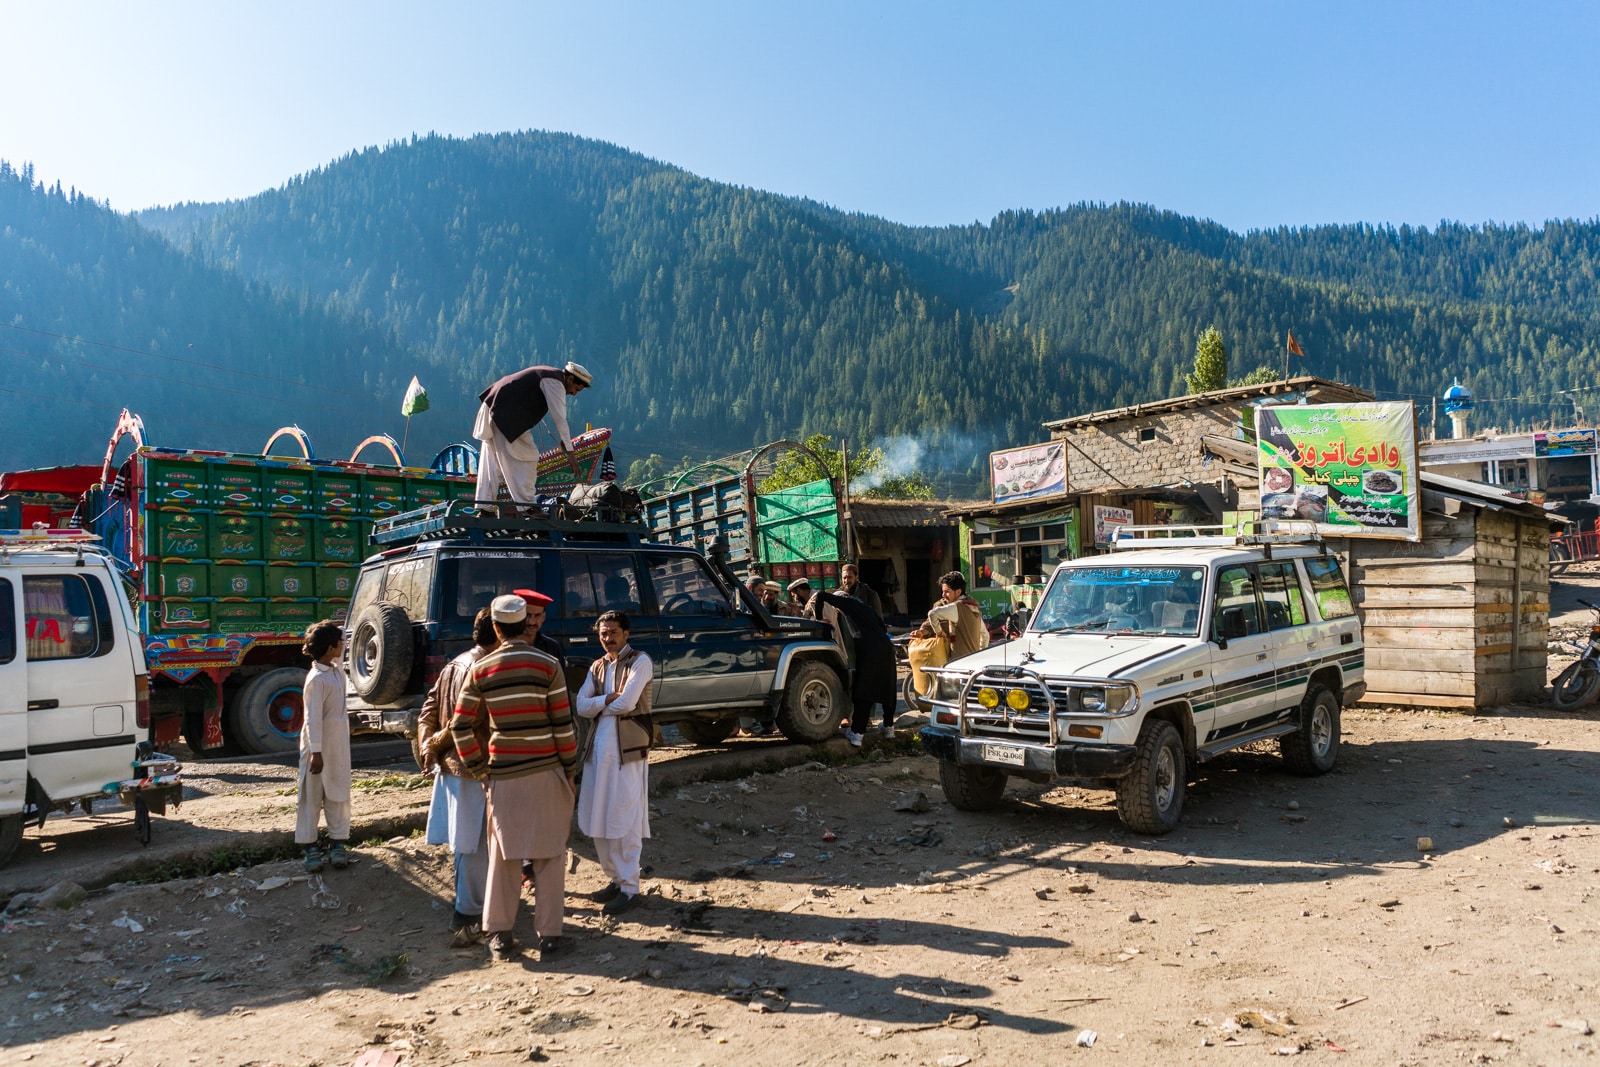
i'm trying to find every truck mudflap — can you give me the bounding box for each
[920,726,1137,779]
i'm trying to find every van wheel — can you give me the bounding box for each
[1116,719,1186,834]
[1280,685,1341,775]
[229,667,307,755]
[350,603,414,705]
[0,814,23,867]
[676,718,737,746]
[939,759,1006,811]
[775,661,845,744]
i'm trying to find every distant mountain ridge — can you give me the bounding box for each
[3,131,1597,481]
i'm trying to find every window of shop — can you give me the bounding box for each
[971,517,1075,589]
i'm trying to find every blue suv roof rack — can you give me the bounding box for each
[371,500,650,549]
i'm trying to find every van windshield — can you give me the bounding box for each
[1032,565,1206,636]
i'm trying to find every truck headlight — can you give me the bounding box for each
[934,675,964,702]
[1078,686,1132,714]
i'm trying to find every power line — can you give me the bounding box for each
[0,323,334,398]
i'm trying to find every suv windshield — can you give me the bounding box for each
[1032,564,1206,635]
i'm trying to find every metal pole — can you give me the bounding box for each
[841,438,854,562]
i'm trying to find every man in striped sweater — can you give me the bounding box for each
[452,594,578,962]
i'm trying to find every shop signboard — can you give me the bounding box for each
[1534,428,1597,457]
[1092,505,1133,546]
[990,441,1066,504]
[1255,401,1420,541]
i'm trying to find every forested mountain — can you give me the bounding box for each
[0,161,470,469]
[7,129,1599,484]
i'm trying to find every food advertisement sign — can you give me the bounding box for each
[1255,402,1420,540]
[990,441,1067,504]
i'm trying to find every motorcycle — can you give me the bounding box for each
[1551,597,1600,710]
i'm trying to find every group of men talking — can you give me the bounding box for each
[420,359,991,960]
[415,588,653,962]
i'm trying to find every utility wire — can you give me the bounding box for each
[0,326,331,396]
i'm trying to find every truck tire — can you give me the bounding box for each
[939,758,1006,811]
[229,667,307,755]
[676,718,737,746]
[350,602,414,705]
[1115,719,1186,834]
[0,814,23,867]
[1280,685,1341,774]
[774,660,846,744]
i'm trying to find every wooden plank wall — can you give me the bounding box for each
[1340,507,1552,709]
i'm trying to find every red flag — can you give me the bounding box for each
[1286,330,1304,357]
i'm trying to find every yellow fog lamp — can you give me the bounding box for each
[976,687,1001,708]
[1005,688,1031,712]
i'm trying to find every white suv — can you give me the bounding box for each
[919,527,1365,833]
[0,529,154,866]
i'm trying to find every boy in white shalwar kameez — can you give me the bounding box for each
[575,611,653,916]
[296,621,352,873]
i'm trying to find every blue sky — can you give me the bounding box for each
[3,2,1597,232]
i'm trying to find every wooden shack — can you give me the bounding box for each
[1333,472,1554,709]
[1198,434,1556,707]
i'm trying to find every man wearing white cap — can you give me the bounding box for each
[474,362,593,508]
[452,593,578,962]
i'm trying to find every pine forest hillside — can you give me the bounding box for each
[0,161,476,469]
[6,130,1600,484]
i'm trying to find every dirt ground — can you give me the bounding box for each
[2,703,1597,1067]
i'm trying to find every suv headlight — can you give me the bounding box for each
[1077,685,1133,714]
[934,674,964,702]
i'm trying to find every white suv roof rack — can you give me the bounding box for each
[0,526,104,560]
[1109,518,1322,550]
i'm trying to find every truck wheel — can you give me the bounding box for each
[1116,719,1186,834]
[0,814,23,867]
[1280,685,1341,775]
[774,661,846,744]
[350,602,414,705]
[229,667,306,755]
[676,718,737,746]
[939,758,1006,811]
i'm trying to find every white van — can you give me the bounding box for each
[0,529,154,866]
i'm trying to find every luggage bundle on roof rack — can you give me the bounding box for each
[370,498,647,549]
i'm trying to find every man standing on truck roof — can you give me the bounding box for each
[473,362,593,509]
[451,594,578,962]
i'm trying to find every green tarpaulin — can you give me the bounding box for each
[755,478,840,563]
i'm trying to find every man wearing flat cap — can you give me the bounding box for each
[452,594,578,962]
[474,362,594,508]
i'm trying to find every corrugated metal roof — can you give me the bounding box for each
[1044,376,1374,431]
[846,500,963,528]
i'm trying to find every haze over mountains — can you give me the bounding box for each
[3,131,1599,488]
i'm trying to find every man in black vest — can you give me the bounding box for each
[473,361,593,507]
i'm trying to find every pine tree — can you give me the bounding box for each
[1185,327,1228,394]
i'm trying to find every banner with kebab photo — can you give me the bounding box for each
[1255,401,1421,541]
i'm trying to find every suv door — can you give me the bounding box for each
[22,570,136,801]
[1204,563,1278,743]
[555,552,662,700]
[1257,560,1316,710]
[642,551,757,708]
[0,578,24,817]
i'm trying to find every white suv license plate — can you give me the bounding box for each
[982,743,1027,767]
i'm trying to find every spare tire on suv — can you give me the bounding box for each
[350,602,413,705]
